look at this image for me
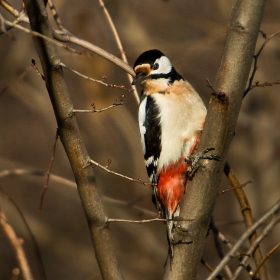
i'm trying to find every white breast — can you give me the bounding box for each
[153,80,206,171]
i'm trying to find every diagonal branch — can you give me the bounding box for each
[206,199,280,280]
[231,212,280,279]
[60,62,132,92]
[22,0,124,279]
[252,242,280,279]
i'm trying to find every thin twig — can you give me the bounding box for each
[98,0,139,103]
[39,129,59,211]
[0,17,84,54]
[72,96,124,114]
[250,79,280,90]
[231,213,280,279]
[206,199,280,280]
[60,62,133,92]
[72,104,122,114]
[211,219,253,276]
[108,217,194,223]
[0,0,23,18]
[0,6,28,35]
[218,180,252,195]
[0,168,159,218]
[90,159,154,186]
[0,6,135,81]
[31,59,45,80]
[244,30,280,97]
[211,219,233,278]
[252,242,280,279]
[0,210,34,280]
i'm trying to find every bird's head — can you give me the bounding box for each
[132,49,182,86]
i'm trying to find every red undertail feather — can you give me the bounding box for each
[157,157,189,214]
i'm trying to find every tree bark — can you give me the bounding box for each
[164,0,266,279]
[23,0,124,279]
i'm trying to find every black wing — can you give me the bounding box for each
[142,95,162,183]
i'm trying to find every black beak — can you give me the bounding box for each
[132,72,148,85]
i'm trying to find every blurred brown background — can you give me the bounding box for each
[0,0,279,279]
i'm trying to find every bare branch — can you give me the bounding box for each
[244,30,280,97]
[0,17,83,54]
[72,103,122,114]
[0,210,34,280]
[211,219,233,278]
[98,0,139,103]
[108,217,194,224]
[1,2,136,92]
[218,179,252,195]
[250,79,280,90]
[53,30,135,76]
[206,199,280,280]
[231,212,280,279]
[90,159,154,186]
[211,219,253,276]
[60,62,132,92]
[31,59,45,80]
[252,242,280,279]
[0,0,23,18]
[23,0,124,278]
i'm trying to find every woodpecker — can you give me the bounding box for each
[132,49,207,260]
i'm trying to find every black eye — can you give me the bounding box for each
[152,63,159,70]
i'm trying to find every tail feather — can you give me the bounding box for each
[164,207,176,265]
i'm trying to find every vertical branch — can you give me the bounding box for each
[164,0,266,279]
[22,0,124,279]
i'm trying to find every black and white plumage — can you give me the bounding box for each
[132,49,207,260]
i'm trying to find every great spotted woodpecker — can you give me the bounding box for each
[132,49,207,259]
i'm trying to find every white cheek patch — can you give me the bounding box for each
[151,56,172,75]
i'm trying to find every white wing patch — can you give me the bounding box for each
[138,96,147,154]
[145,156,154,167]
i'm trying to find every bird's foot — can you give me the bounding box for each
[186,147,220,177]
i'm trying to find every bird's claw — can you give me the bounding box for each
[186,147,220,176]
